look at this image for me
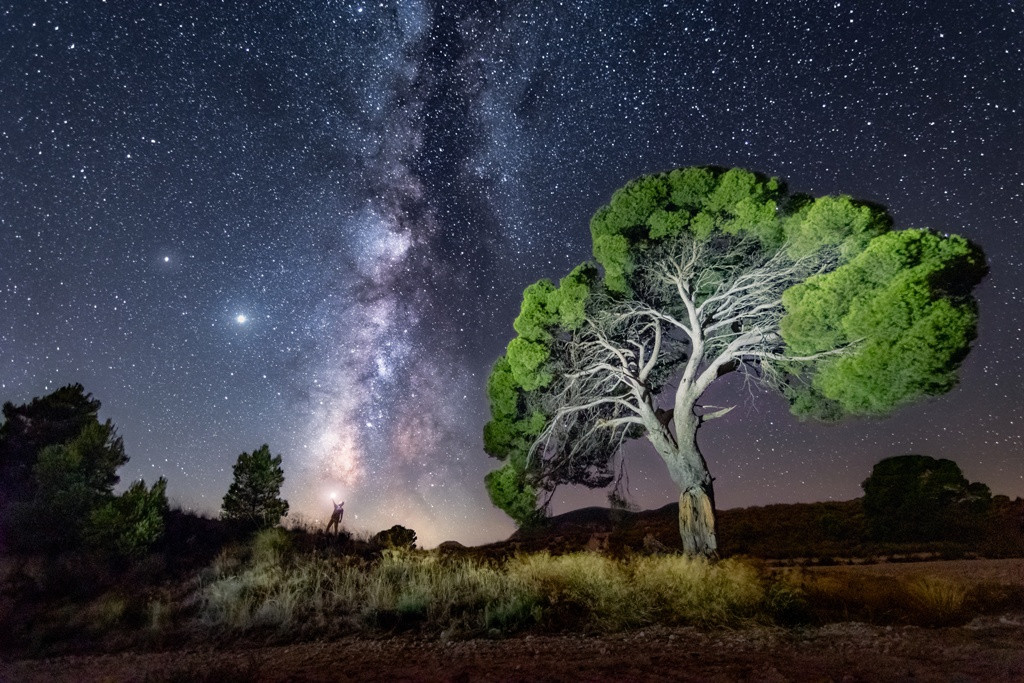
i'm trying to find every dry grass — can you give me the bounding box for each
[776,566,1024,627]
[198,550,773,636]
[9,543,1022,657]
[197,545,1024,638]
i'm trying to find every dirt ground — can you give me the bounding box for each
[802,557,1024,584]
[3,559,1023,682]
[5,617,1024,683]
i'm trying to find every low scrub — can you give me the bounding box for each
[780,568,1024,627]
[9,548,1024,657]
[199,550,773,636]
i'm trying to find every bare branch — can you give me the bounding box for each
[698,405,736,422]
[526,233,847,491]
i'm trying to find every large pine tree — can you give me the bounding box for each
[485,166,987,556]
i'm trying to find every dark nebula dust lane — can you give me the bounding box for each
[1,0,1021,545]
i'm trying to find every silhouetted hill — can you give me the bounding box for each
[496,497,1024,560]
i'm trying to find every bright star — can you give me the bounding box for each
[163,256,170,263]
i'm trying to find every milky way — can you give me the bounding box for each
[2,1,1022,546]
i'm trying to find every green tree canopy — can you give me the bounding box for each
[84,477,169,558]
[484,166,986,554]
[4,390,139,551]
[861,455,992,542]
[32,418,129,497]
[27,418,128,548]
[0,383,101,503]
[221,444,290,530]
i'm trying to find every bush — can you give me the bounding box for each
[862,455,991,542]
[84,478,169,559]
[250,527,292,565]
[371,525,417,549]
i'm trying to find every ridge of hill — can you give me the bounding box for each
[486,497,1024,560]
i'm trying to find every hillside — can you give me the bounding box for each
[493,497,1024,561]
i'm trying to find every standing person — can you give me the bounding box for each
[327,499,344,534]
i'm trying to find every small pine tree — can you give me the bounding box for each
[221,444,289,530]
[84,477,169,558]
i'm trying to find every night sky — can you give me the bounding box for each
[2,1,1022,547]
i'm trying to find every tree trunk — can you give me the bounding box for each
[659,410,718,557]
[678,481,717,557]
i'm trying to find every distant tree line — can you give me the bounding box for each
[0,384,166,557]
[0,384,999,563]
[0,384,291,560]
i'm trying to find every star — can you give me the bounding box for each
[0,0,1019,548]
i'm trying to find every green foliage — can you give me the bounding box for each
[485,462,543,527]
[46,418,128,496]
[0,383,101,501]
[221,444,289,530]
[587,166,786,294]
[513,279,558,341]
[11,418,130,550]
[482,356,547,465]
[666,166,717,209]
[861,455,992,542]
[84,478,169,558]
[551,263,598,330]
[781,230,986,415]
[783,195,891,260]
[22,444,105,546]
[485,357,519,422]
[505,337,553,391]
[482,264,600,522]
[482,410,545,462]
[590,230,633,294]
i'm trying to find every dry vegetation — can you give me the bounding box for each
[2,501,1023,683]
[4,525,1023,665]
[198,538,771,637]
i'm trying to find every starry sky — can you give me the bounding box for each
[2,0,1022,547]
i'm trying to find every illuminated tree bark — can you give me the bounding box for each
[530,238,842,555]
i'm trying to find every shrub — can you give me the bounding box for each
[862,455,991,542]
[84,478,169,559]
[372,525,417,549]
[250,527,292,566]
